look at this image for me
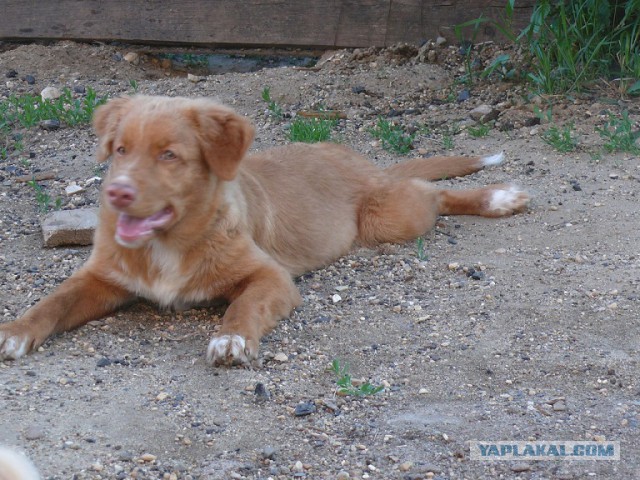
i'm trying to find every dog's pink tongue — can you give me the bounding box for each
[116,209,173,242]
[117,214,152,241]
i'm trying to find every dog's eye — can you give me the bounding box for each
[160,150,177,161]
[116,146,126,155]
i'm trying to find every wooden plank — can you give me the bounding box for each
[0,1,535,48]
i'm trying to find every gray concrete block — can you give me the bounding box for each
[41,208,99,247]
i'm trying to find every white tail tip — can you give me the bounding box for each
[480,152,504,167]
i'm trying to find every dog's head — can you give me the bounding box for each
[93,95,254,248]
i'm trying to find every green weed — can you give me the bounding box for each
[369,118,415,154]
[542,123,578,152]
[520,0,640,93]
[596,110,640,153]
[416,237,428,261]
[330,360,384,397]
[129,79,139,93]
[467,123,491,138]
[261,87,283,120]
[27,179,62,213]
[289,117,337,143]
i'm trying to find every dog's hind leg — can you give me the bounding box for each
[356,179,529,247]
[384,152,504,181]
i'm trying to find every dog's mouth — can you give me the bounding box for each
[115,207,174,245]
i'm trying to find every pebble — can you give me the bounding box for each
[399,462,413,471]
[262,446,276,460]
[73,85,86,94]
[6,69,18,78]
[336,472,350,480]
[274,352,289,362]
[65,183,85,196]
[156,392,169,401]
[124,52,140,65]
[24,74,36,85]
[511,463,531,472]
[294,460,304,473]
[331,294,342,303]
[254,382,271,400]
[41,86,62,101]
[294,401,316,417]
[23,425,45,440]
[140,453,157,462]
[40,119,61,131]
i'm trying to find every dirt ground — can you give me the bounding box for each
[0,41,639,480]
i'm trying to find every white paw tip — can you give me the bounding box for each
[488,185,529,214]
[0,335,29,360]
[480,152,504,167]
[206,334,247,365]
[0,447,40,480]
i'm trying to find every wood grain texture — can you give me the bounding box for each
[1,1,536,48]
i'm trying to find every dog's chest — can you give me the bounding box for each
[112,242,209,308]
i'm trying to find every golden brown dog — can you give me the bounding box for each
[0,96,528,366]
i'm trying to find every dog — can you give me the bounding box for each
[0,447,40,480]
[0,95,529,366]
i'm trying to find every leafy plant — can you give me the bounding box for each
[542,123,578,152]
[416,237,428,261]
[467,123,491,138]
[27,179,62,213]
[369,118,415,154]
[261,87,283,120]
[596,110,640,153]
[289,117,337,143]
[519,0,640,93]
[330,360,384,397]
[129,79,139,93]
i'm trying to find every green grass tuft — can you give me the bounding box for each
[289,117,337,143]
[369,118,415,154]
[330,360,384,397]
[596,110,640,153]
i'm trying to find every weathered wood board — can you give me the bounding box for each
[1,1,535,48]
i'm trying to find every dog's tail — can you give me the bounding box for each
[0,447,40,480]
[384,152,504,181]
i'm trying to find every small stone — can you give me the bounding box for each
[65,183,85,196]
[294,461,304,473]
[156,392,169,401]
[609,173,619,179]
[335,285,349,292]
[553,401,567,411]
[294,401,316,417]
[254,382,271,400]
[274,352,288,362]
[187,73,204,83]
[470,104,498,123]
[336,472,350,480]
[123,52,140,65]
[140,453,157,462]
[399,462,413,472]
[495,248,507,254]
[41,86,62,101]
[6,69,18,78]
[448,262,459,271]
[457,89,470,102]
[73,85,86,94]
[436,36,447,46]
[262,446,276,460]
[24,425,45,440]
[96,357,112,368]
[418,388,428,394]
[24,75,36,85]
[91,463,104,472]
[40,119,61,131]
[511,464,531,472]
[331,294,342,303]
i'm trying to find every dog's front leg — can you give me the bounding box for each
[206,264,302,367]
[0,267,132,360]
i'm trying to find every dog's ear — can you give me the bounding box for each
[93,97,133,162]
[192,103,255,181]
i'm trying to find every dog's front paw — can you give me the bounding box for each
[487,185,530,217]
[206,334,258,367]
[0,324,35,360]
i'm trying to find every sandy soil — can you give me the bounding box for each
[0,40,639,480]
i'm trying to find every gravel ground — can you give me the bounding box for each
[0,41,639,480]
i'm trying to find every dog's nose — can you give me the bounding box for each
[106,183,137,208]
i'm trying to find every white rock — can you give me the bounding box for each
[274,352,288,362]
[41,86,62,101]
[335,285,349,292]
[65,183,85,196]
[331,294,342,303]
[41,208,98,247]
